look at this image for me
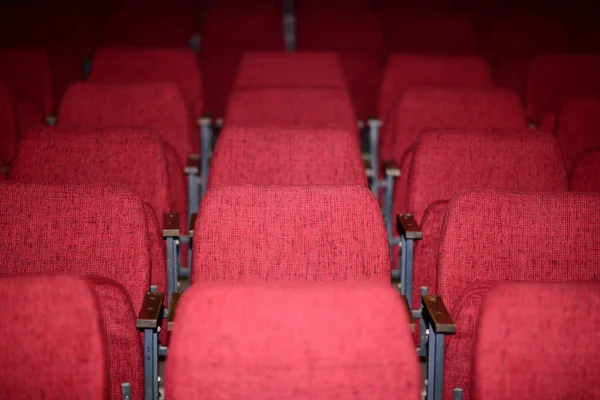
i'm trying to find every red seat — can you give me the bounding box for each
[224,88,357,132]
[556,96,600,172]
[234,52,347,89]
[0,48,54,133]
[569,148,600,192]
[437,189,600,400]
[406,130,567,309]
[0,181,153,399]
[166,282,421,400]
[0,84,18,167]
[89,47,204,117]
[10,127,172,300]
[473,281,600,399]
[526,54,600,128]
[1,273,108,399]
[208,127,367,189]
[192,185,389,283]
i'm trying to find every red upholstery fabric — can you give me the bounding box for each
[296,12,384,117]
[437,190,600,400]
[0,84,18,165]
[234,52,347,89]
[166,282,421,400]
[378,54,493,151]
[525,55,600,125]
[473,281,600,400]
[102,7,198,47]
[556,96,600,171]
[90,47,204,117]
[57,82,193,224]
[570,148,600,192]
[208,127,366,189]
[387,87,526,211]
[0,48,54,132]
[0,274,108,400]
[0,181,150,400]
[10,126,171,295]
[192,185,389,283]
[381,13,478,55]
[224,88,356,132]
[408,130,568,308]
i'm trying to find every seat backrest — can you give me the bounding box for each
[378,54,493,122]
[570,147,600,192]
[224,88,356,131]
[0,48,54,117]
[89,47,203,117]
[0,273,108,400]
[192,185,389,283]
[408,130,568,222]
[526,54,600,124]
[556,96,600,171]
[0,181,150,399]
[208,127,366,189]
[473,281,600,399]
[166,282,421,400]
[58,82,196,163]
[234,52,347,89]
[437,189,600,400]
[11,126,172,218]
[0,83,18,164]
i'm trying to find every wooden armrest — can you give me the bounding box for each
[197,116,212,127]
[397,214,422,239]
[189,213,197,238]
[1,165,9,175]
[163,213,180,238]
[184,154,200,175]
[402,295,416,333]
[364,158,374,177]
[422,295,456,334]
[382,160,400,177]
[167,292,183,331]
[136,292,165,329]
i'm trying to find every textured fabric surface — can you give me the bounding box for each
[0,273,108,400]
[89,47,203,117]
[525,54,600,125]
[11,126,171,294]
[381,13,478,55]
[225,88,357,132]
[570,148,600,192]
[378,54,493,127]
[386,87,527,207]
[473,281,600,400]
[0,181,150,400]
[57,82,192,223]
[208,127,367,189]
[192,185,389,283]
[0,84,18,165]
[437,189,600,400]
[166,282,421,400]
[234,52,347,89]
[556,96,600,171]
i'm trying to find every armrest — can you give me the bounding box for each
[422,295,456,334]
[397,214,422,239]
[163,212,180,238]
[382,160,400,178]
[367,117,382,129]
[184,154,200,175]
[136,292,165,329]
[189,213,197,238]
[167,292,183,331]
[1,165,9,175]
[197,116,212,127]
[364,158,374,178]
